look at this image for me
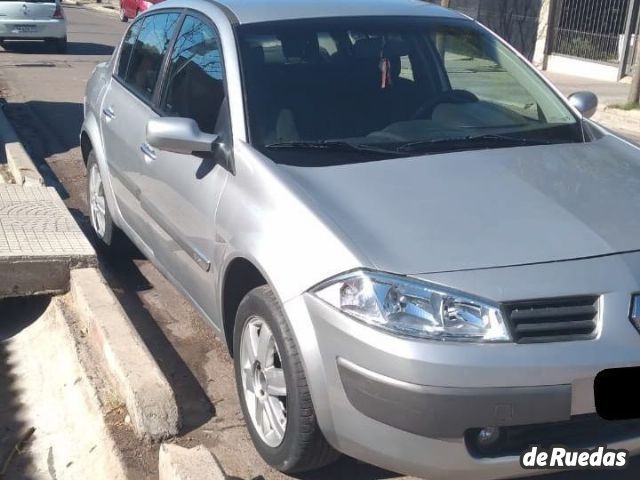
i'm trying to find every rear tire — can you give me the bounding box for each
[234,285,340,473]
[46,37,67,53]
[86,151,116,246]
[55,36,67,53]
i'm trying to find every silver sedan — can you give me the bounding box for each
[81,0,640,478]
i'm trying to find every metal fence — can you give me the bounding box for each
[550,0,630,63]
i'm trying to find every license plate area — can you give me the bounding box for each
[595,367,640,420]
[13,25,37,33]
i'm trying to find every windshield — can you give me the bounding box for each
[237,17,583,165]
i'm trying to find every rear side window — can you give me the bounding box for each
[160,15,225,134]
[117,19,143,78]
[120,12,181,101]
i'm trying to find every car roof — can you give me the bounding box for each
[193,0,467,25]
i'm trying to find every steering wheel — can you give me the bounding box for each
[412,89,479,120]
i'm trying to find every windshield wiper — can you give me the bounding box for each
[397,134,553,153]
[265,140,400,156]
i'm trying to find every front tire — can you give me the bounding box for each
[234,285,339,473]
[86,151,115,246]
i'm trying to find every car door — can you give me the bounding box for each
[100,11,181,246]
[141,13,232,317]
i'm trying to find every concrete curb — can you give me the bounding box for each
[50,298,130,479]
[6,296,128,479]
[0,107,44,187]
[159,444,227,480]
[71,267,181,441]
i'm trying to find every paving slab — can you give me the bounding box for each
[0,184,95,297]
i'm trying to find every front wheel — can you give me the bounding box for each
[234,285,339,473]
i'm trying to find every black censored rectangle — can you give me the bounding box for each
[595,367,640,421]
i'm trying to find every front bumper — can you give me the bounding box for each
[337,357,572,439]
[0,19,66,40]
[283,252,640,480]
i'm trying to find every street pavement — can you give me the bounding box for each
[0,4,639,479]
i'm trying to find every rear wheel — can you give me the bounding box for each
[46,37,67,53]
[87,151,115,246]
[234,285,339,473]
[55,36,67,53]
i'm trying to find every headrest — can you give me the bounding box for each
[280,33,320,61]
[353,36,410,59]
[247,45,265,65]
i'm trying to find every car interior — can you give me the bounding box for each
[240,27,538,148]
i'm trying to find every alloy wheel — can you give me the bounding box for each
[240,316,288,447]
[89,162,106,238]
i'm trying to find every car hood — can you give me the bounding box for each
[280,135,640,274]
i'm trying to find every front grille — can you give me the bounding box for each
[503,296,599,344]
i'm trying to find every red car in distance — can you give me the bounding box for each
[119,0,164,22]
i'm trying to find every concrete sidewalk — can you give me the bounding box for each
[544,71,640,142]
[0,296,127,480]
[544,71,631,108]
[0,103,95,297]
[0,184,95,297]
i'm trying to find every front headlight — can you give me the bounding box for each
[311,270,511,342]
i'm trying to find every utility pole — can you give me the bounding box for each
[629,45,640,105]
[441,0,451,7]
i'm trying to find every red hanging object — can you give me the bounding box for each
[380,57,392,89]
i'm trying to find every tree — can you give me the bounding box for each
[628,44,640,105]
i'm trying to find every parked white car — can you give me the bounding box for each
[0,0,67,52]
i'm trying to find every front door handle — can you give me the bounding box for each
[140,142,156,160]
[102,106,116,120]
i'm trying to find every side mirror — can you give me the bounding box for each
[568,91,598,119]
[146,117,219,155]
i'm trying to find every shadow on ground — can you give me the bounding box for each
[0,41,114,56]
[4,101,83,157]
[99,236,217,434]
[0,296,51,479]
[3,100,84,199]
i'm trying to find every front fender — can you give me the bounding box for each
[216,142,366,308]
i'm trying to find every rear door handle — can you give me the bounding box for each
[140,142,156,160]
[102,106,116,120]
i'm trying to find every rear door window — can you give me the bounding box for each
[119,12,181,102]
